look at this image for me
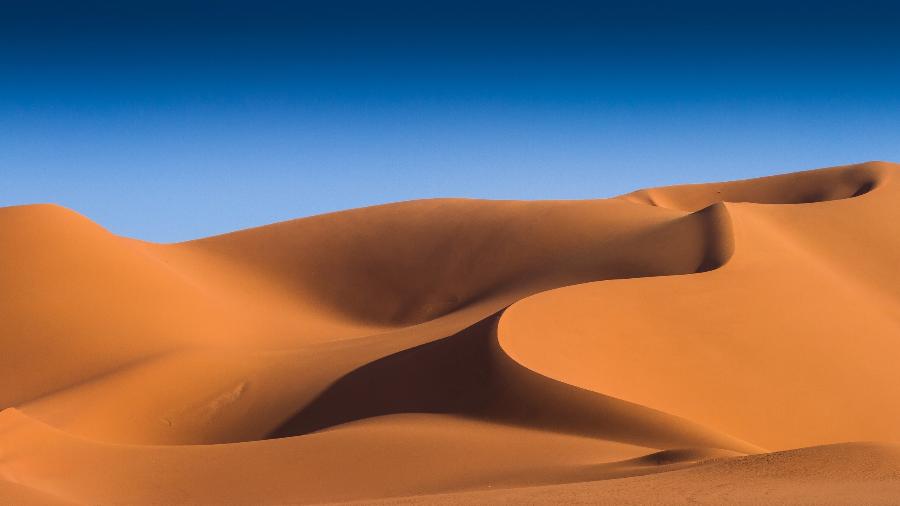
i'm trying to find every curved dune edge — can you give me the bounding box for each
[618,160,893,210]
[0,407,736,505]
[2,161,900,504]
[498,161,900,451]
[349,442,900,506]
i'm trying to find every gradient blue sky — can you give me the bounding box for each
[3,1,900,241]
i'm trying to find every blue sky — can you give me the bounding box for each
[3,1,900,241]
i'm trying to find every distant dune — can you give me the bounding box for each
[2,161,900,504]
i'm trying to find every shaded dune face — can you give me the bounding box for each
[2,161,900,504]
[187,193,738,327]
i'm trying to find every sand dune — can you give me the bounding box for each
[2,161,899,504]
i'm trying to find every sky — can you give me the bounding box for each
[2,1,900,242]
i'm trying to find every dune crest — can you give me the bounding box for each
[2,161,900,504]
[619,161,889,210]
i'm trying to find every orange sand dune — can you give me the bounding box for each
[2,161,900,504]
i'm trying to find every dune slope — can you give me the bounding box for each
[2,161,899,504]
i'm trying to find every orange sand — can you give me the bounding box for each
[2,161,899,504]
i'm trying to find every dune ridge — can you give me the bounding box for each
[2,161,900,504]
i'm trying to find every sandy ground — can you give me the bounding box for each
[2,161,899,504]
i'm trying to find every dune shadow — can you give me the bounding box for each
[266,306,758,453]
[267,316,498,438]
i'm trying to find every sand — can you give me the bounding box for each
[2,161,899,504]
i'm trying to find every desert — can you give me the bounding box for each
[3,161,900,504]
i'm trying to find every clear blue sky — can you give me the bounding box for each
[3,1,899,241]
